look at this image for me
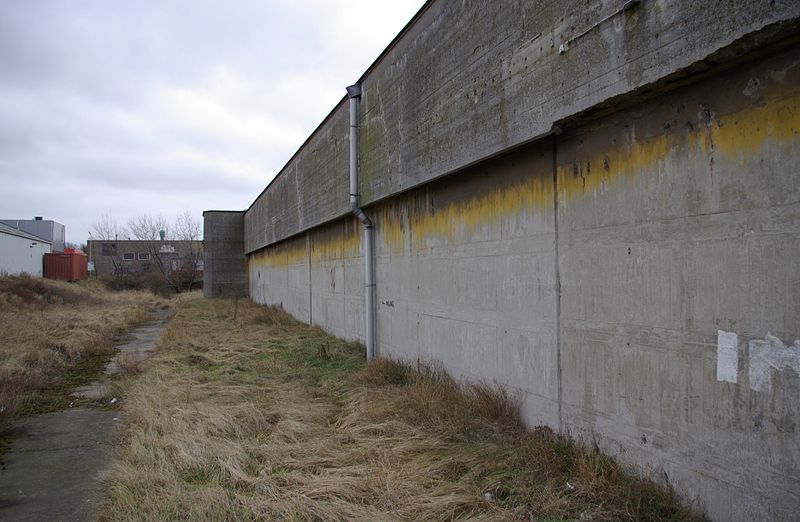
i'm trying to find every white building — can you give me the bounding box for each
[0,217,66,252]
[0,222,52,277]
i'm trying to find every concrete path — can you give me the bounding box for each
[0,409,119,521]
[0,310,169,521]
[72,308,170,400]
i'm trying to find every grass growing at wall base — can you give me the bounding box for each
[101,296,704,521]
[361,358,697,521]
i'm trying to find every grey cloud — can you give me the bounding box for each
[0,0,425,243]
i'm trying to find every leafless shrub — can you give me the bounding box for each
[0,274,96,307]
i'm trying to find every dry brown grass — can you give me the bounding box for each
[114,351,144,376]
[101,297,703,522]
[0,275,160,432]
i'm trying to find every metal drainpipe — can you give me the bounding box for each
[346,83,375,362]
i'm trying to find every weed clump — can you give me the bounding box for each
[361,356,411,385]
[363,358,523,437]
[248,304,294,326]
[102,273,174,297]
[0,274,95,307]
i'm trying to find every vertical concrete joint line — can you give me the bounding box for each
[552,135,563,433]
[307,232,313,325]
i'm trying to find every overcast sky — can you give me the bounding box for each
[0,0,426,244]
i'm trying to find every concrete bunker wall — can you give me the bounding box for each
[201,1,800,519]
[246,46,800,520]
[203,211,247,298]
[244,0,800,253]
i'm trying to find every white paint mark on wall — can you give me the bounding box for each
[716,330,739,383]
[748,333,800,392]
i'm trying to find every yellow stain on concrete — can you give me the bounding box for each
[558,92,799,203]
[310,228,361,263]
[248,91,798,260]
[247,225,363,269]
[694,94,800,159]
[378,206,407,254]
[418,176,552,246]
[383,92,798,250]
[248,241,307,270]
[375,173,553,251]
[556,135,671,204]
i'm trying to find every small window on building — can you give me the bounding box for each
[102,243,117,256]
[138,252,150,260]
[123,252,135,261]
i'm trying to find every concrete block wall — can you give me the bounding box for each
[203,211,247,298]
[246,46,800,520]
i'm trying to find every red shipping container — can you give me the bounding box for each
[44,251,88,282]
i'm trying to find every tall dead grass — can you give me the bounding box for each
[0,275,159,432]
[101,297,702,522]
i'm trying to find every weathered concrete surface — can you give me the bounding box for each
[555,47,800,522]
[104,312,168,374]
[0,408,118,521]
[204,210,247,298]
[211,1,800,518]
[308,218,366,343]
[369,140,560,427]
[248,233,312,324]
[245,44,800,520]
[250,139,561,427]
[244,0,800,253]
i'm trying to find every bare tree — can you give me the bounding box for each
[127,213,169,241]
[89,213,127,278]
[126,211,202,293]
[172,210,203,291]
[125,213,177,291]
[174,209,201,241]
[91,212,127,240]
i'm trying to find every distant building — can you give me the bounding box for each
[0,222,52,277]
[87,239,203,279]
[0,217,66,252]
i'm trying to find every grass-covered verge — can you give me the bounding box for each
[101,296,704,522]
[0,275,162,448]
